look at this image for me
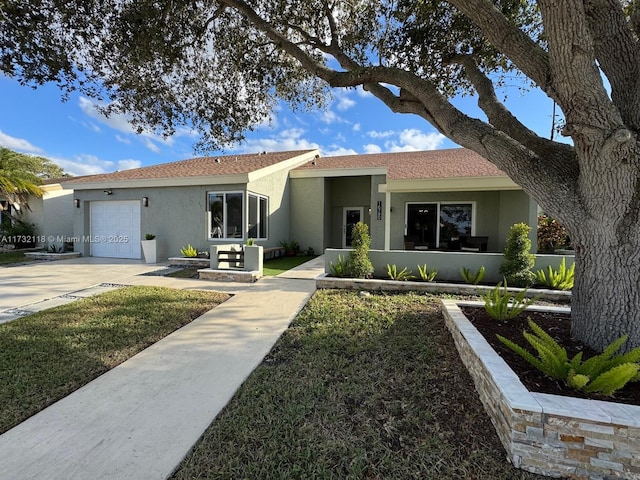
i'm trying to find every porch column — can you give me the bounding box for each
[384,191,391,251]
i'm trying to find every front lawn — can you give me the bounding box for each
[0,286,229,434]
[0,251,28,265]
[172,290,541,479]
[262,255,316,276]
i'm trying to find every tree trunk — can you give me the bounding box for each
[571,215,640,353]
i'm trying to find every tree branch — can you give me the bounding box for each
[583,0,640,131]
[446,0,554,97]
[450,54,574,163]
[537,0,627,142]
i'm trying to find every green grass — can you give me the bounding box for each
[172,291,542,479]
[262,255,316,276]
[0,251,28,265]
[0,286,230,434]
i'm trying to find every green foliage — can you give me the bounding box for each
[460,265,486,285]
[245,238,255,246]
[497,319,640,396]
[482,280,537,321]
[348,222,374,279]
[180,244,198,257]
[329,255,350,278]
[535,257,575,290]
[0,219,37,247]
[417,264,437,282]
[386,264,415,281]
[280,240,299,251]
[499,223,535,287]
[144,233,156,240]
[537,215,571,252]
[47,244,63,253]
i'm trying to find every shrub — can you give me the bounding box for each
[348,222,374,279]
[144,233,156,240]
[329,255,350,277]
[280,240,299,251]
[245,238,255,246]
[500,222,535,287]
[180,244,198,257]
[386,264,414,281]
[535,257,575,290]
[482,280,537,321]
[537,214,570,252]
[460,265,486,285]
[498,319,640,396]
[0,219,37,248]
[417,264,437,281]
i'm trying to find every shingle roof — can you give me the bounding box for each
[295,148,506,180]
[63,150,317,184]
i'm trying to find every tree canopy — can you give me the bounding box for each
[0,147,66,208]
[1,0,640,352]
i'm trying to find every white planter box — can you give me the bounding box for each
[141,239,157,264]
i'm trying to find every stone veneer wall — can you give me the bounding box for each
[441,299,640,480]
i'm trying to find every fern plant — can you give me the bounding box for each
[417,264,437,281]
[329,255,350,277]
[386,264,414,281]
[498,319,640,395]
[482,280,537,321]
[180,244,198,257]
[460,265,486,285]
[535,257,575,290]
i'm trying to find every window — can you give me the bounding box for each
[248,193,268,239]
[209,192,244,239]
[405,202,474,248]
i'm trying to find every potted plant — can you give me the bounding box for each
[141,233,157,264]
[280,240,299,257]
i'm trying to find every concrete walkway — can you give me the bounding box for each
[0,257,324,480]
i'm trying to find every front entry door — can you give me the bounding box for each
[343,207,363,247]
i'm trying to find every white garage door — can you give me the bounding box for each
[91,201,141,259]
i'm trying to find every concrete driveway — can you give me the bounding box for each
[0,256,266,315]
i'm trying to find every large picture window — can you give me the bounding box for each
[405,202,474,249]
[209,192,243,239]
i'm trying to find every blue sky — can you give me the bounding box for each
[0,73,558,176]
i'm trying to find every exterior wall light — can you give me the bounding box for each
[74,199,80,208]
[142,197,149,207]
[103,190,112,195]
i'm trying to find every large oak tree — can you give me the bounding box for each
[1,1,638,351]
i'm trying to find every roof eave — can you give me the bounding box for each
[384,176,520,193]
[62,174,251,190]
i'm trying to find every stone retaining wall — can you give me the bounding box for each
[441,299,640,479]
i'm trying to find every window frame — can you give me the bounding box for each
[404,201,476,248]
[247,192,269,240]
[207,191,245,241]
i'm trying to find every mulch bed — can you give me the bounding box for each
[461,306,640,406]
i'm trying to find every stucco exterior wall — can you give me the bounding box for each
[498,190,539,252]
[369,175,387,250]
[326,176,372,248]
[290,177,324,254]
[247,167,293,248]
[22,189,74,248]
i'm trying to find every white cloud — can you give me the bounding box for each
[232,128,320,154]
[367,130,396,139]
[322,146,358,157]
[48,154,141,177]
[356,86,373,98]
[352,123,361,132]
[363,143,382,154]
[116,135,131,145]
[142,138,161,154]
[78,96,186,151]
[0,130,43,153]
[335,91,356,111]
[386,129,446,152]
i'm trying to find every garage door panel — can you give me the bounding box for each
[91,201,141,259]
